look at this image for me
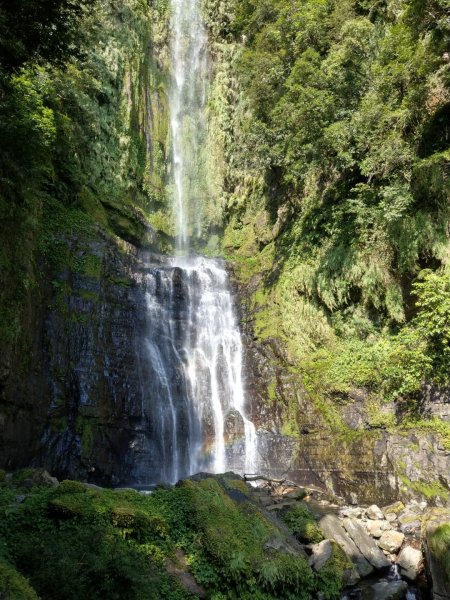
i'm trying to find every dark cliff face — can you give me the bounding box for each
[25,243,196,486]
[1,238,252,487]
[0,235,146,485]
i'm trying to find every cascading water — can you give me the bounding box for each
[170,0,208,249]
[136,0,258,484]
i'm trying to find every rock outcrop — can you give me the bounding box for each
[423,508,450,599]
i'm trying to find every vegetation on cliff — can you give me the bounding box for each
[0,0,170,395]
[205,0,450,438]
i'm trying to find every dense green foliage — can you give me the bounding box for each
[0,473,348,600]
[0,0,95,72]
[0,0,166,380]
[213,0,450,425]
[281,504,324,544]
[428,522,450,578]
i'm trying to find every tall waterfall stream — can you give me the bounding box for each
[139,0,257,484]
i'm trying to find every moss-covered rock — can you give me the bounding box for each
[0,562,39,600]
[423,509,450,599]
[0,472,351,600]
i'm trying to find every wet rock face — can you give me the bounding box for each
[34,239,158,485]
[1,239,255,486]
[0,238,182,485]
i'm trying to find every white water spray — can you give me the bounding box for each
[169,0,208,250]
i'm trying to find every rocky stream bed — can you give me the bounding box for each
[246,476,448,600]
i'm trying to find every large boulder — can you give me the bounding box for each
[371,580,408,600]
[367,505,385,520]
[378,531,405,554]
[320,514,373,577]
[308,540,333,571]
[396,546,423,582]
[342,518,391,570]
[382,502,405,517]
[423,508,450,599]
[367,519,393,538]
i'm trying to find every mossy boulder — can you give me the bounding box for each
[423,509,450,599]
[0,472,351,600]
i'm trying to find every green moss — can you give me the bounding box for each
[428,523,450,579]
[10,469,36,487]
[0,474,336,600]
[268,379,277,403]
[402,418,450,451]
[398,473,449,501]
[107,276,133,288]
[77,254,102,279]
[0,562,39,600]
[78,418,96,459]
[78,289,100,302]
[315,542,354,600]
[281,504,323,544]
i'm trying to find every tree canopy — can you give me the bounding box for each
[0,0,96,71]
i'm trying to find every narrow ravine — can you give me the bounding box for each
[138,0,258,484]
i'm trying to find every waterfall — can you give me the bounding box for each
[137,0,258,484]
[170,0,208,250]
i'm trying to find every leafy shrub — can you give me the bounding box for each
[281,504,323,544]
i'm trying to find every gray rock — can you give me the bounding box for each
[309,540,333,571]
[342,518,391,570]
[420,384,450,423]
[385,513,398,523]
[264,537,307,558]
[371,580,408,600]
[166,550,207,599]
[84,483,104,491]
[258,495,275,507]
[341,507,363,519]
[320,514,373,577]
[266,504,286,511]
[22,469,59,488]
[367,520,393,538]
[396,546,423,582]
[283,487,307,500]
[367,505,385,520]
[378,531,405,554]
[399,521,421,535]
[398,511,417,524]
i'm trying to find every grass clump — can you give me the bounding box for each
[315,543,354,600]
[0,561,39,600]
[281,504,324,544]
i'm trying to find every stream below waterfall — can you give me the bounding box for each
[341,564,425,600]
